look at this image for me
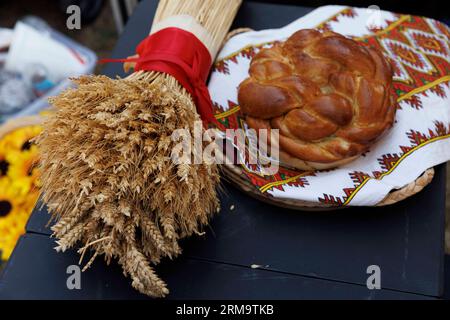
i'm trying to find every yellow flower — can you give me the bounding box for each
[22,189,39,213]
[0,124,42,260]
[0,178,30,260]
[0,125,42,152]
[0,140,10,179]
[6,146,40,196]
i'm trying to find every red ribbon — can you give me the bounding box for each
[100,27,217,125]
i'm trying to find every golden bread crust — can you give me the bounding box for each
[238,29,395,170]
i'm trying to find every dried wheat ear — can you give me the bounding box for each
[35,72,220,297]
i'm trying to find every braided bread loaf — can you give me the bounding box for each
[238,29,395,170]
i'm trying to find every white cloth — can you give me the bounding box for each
[208,5,450,206]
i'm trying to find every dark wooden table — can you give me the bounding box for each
[0,0,446,299]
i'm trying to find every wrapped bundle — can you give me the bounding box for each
[36,0,241,297]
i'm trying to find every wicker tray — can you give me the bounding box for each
[218,29,435,210]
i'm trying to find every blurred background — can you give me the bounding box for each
[0,0,448,268]
[1,1,448,64]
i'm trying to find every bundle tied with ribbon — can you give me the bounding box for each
[35,0,241,297]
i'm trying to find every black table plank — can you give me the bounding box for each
[182,164,446,297]
[22,0,447,298]
[26,165,447,297]
[0,233,433,300]
[26,204,52,235]
[443,255,450,300]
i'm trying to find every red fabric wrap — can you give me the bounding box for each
[101,27,216,125]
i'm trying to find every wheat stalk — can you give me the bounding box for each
[36,0,241,297]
